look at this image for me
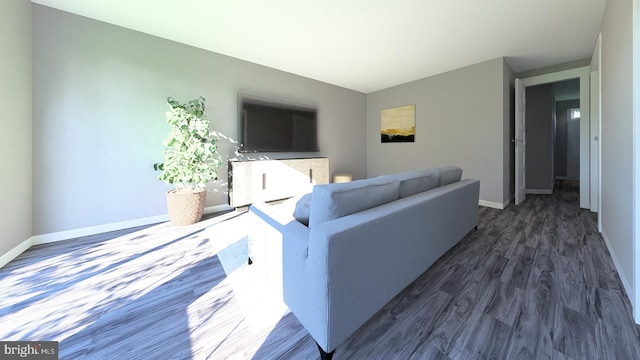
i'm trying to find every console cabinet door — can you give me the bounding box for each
[229,158,329,207]
[310,158,330,185]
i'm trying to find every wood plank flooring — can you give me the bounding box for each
[1,181,639,359]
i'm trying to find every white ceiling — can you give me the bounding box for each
[31,0,607,93]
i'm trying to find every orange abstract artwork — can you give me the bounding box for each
[381,104,415,143]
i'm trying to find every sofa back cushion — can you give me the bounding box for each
[436,166,463,186]
[293,193,312,226]
[308,178,400,228]
[392,169,440,198]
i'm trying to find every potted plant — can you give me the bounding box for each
[154,96,223,226]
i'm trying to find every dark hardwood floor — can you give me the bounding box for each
[1,181,639,359]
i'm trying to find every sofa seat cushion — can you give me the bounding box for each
[308,178,400,228]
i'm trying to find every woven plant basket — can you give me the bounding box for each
[166,188,207,226]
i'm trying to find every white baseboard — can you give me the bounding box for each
[526,189,553,195]
[1,204,233,269]
[600,230,636,324]
[0,237,33,269]
[31,204,232,245]
[479,199,508,209]
[31,214,170,245]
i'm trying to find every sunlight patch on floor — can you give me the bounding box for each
[187,220,289,359]
[0,220,231,342]
[0,210,302,359]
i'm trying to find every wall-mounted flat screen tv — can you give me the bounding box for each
[238,94,319,152]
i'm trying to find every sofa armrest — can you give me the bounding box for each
[250,201,288,230]
[249,201,310,292]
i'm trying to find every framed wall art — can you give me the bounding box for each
[381,104,415,143]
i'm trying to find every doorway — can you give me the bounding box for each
[515,66,593,209]
[521,80,580,194]
[553,79,581,182]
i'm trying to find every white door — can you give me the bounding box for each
[515,78,526,205]
[591,33,602,218]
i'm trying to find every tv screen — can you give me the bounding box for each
[239,95,319,152]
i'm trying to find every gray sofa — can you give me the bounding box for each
[248,166,480,359]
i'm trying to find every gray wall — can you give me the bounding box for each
[32,5,366,235]
[0,1,32,258]
[599,0,635,312]
[554,99,580,179]
[366,57,512,207]
[525,84,554,192]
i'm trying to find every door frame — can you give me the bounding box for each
[633,0,640,323]
[591,33,603,223]
[515,78,526,205]
[518,66,592,209]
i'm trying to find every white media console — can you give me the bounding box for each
[228,157,330,208]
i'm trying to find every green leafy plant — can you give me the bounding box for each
[154,96,223,191]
